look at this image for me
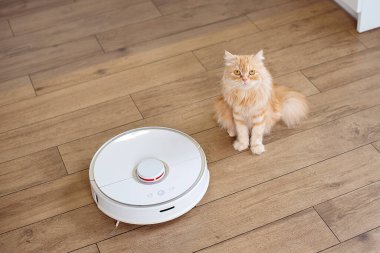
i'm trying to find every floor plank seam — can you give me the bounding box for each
[94,34,106,54]
[6,0,155,37]
[191,51,208,71]
[150,0,164,17]
[27,74,38,97]
[56,146,69,175]
[206,102,380,166]
[192,207,318,253]
[130,95,144,119]
[316,225,380,253]
[6,19,15,37]
[21,10,352,97]
[313,206,341,242]
[200,143,380,209]
[0,202,93,236]
[0,91,143,136]
[299,70,321,93]
[371,143,380,153]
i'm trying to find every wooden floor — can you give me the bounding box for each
[0,0,380,252]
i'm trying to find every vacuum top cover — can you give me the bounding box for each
[90,127,206,206]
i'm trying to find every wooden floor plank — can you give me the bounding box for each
[0,95,142,164]
[59,72,380,173]
[0,148,66,197]
[0,204,137,253]
[302,46,380,92]
[0,20,12,39]
[96,3,251,52]
[0,36,102,83]
[0,170,92,234]
[8,0,145,35]
[264,31,365,76]
[152,0,292,16]
[0,0,73,20]
[0,53,203,134]
[0,76,35,106]
[321,227,380,253]
[71,244,99,253]
[97,144,380,252]
[193,10,355,70]
[0,1,160,58]
[350,28,380,48]
[30,16,258,95]
[199,208,337,253]
[315,182,380,241]
[131,69,318,120]
[247,0,335,30]
[58,98,216,174]
[194,72,380,163]
[131,69,222,118]
[199,104,380,205]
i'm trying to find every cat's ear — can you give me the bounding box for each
[254,50,265,61]
[224,50,236,66]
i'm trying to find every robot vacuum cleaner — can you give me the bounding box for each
[89,127,209,225]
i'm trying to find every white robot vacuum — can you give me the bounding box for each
[89,127,210,225]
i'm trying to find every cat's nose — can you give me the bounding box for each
[242,77,248,82]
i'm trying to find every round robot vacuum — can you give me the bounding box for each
[89,127,209,225]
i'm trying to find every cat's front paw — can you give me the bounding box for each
[233,140,249,151]
[251,144,265,155]
[227,129,236,137]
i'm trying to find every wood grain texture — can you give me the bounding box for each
[0,36,102,83]
[0,204,137,253]
[97,145,380,252]
[302,46,380,91]
[0,170,92,234]
[0,96,142,164]
[0,53,203,134]
[373,141,380,152]
[132,69,222,117]
[194,10,355,70]
[315,182,380,241]
[0,1,160,57]
[274,71,319,96]
[152,0,292,16]
[0,148,66,197]
[321,227,380,253]
[0,76,35,106]
[350,28,380,48]
[31,16,258,94]
[96,3,249,52]
[261,31,365,76]
[194,72,380,163]
[8,0,145,35]
[199,208,337,253]
[71,244,99,253]
[59,98,216,174]
[198,105,380,205]
[247,0,335,30]
[0,0,73,20]
[0,20,12,39]
[132,70,319,119]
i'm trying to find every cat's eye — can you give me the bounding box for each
[249,70,255,75]
[233,70,240,75]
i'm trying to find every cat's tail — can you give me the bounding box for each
[277,86,309,128]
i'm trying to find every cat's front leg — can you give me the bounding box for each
[233,114,249,151]
[250,122,266,155]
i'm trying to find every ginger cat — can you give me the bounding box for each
[215,50,308,155]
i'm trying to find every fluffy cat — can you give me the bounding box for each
[215,50,308,155]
